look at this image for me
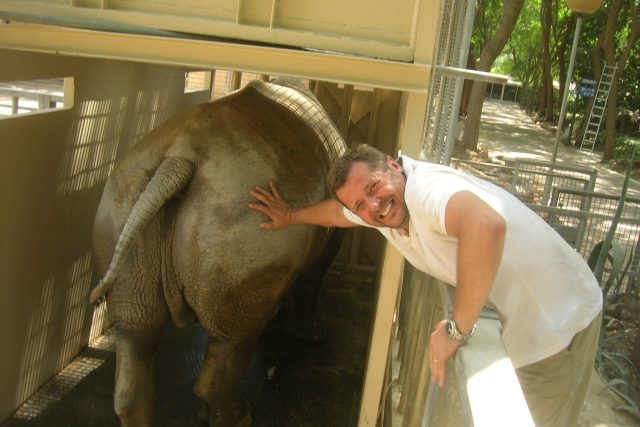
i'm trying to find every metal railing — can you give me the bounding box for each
[385,265,534,427]
[451,158,598,202]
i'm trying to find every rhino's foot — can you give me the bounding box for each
[284,314,327,342]
[208,397,252,427]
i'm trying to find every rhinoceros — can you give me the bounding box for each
[90,78,346,426]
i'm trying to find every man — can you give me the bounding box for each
[249,144,602,427]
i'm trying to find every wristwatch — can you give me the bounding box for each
[445,318,476,341]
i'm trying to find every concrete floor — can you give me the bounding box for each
[1,263,377,427]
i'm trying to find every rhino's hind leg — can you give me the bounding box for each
[286,228,346,342]
[113,334,162,427]
[194,337,255,427]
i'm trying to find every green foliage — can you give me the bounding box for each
[493,0,543,110]
[572,5,608,81]
[493,0,542,78]
[491,0,640,114]
[590,152,633,287]
[471,0,506,58]
[614,136,640,166]
[600,357,640,418]
[588,240,627,296]
[618,53,640,110]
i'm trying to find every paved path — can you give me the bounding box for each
[478,99,640,199]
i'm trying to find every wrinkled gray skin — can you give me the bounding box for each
[91,79,346,426]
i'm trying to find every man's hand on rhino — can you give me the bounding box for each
[250,182,293,229]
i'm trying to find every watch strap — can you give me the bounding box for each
[446,318,476,341]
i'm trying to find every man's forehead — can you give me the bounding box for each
[337,163,375,206]
[345,162,376,186]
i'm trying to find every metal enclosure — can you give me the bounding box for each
[0,0,444,424]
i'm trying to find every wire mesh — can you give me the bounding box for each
[454,161,638,293]
[422,0,471,165]
[512,159,598,204]
[544,189,640,293]
[450,158,597,203]
[451,159,515,191]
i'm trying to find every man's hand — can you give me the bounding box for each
[429,319,464,388]
[249,182,293,229]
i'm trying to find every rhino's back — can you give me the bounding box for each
[93,81,344,337]
[171,84,341,336]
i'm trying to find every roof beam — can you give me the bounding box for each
[0,22,432,92]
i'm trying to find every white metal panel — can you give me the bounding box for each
[0,0,428,61]
[0,22,432,92]
[108,0,238,20]
[276,0,415,45]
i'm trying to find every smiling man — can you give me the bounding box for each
[249,144,602,427]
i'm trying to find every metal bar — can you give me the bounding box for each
[441,0,476,165]
[236,0,243,24]
[269,0,278,29]
[434,65,509,84]
[420,378,439,427]
[551,16,582,165]
[230,71,242,90]
[338,84,354,138]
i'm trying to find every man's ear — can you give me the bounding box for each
[387,156,402,171]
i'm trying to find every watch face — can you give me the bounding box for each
[446,320,454,337]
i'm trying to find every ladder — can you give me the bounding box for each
[579,64,617,154]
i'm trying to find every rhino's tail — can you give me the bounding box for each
[90,156,195,303]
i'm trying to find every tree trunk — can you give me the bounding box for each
[557,15,576,131]
[600,0,623,161]
[599,0,639,162]
[459,50,476,116]
[540,0,554,122]
[602,76,619,161]
[463,0,525,151]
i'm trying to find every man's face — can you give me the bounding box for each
[336,157,409,230]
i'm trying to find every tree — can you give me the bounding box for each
[462,0,525,151]
[540,0,555,122]
[594,0,640,161]
[497,0,544,113]
[556,10,577,130]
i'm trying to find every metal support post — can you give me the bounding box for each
[545,15,582,204]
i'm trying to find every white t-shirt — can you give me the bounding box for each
[343,156,602,368]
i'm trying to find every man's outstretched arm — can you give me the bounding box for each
[249,182,357,229]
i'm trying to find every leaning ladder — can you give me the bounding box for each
[579,64,617,154]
